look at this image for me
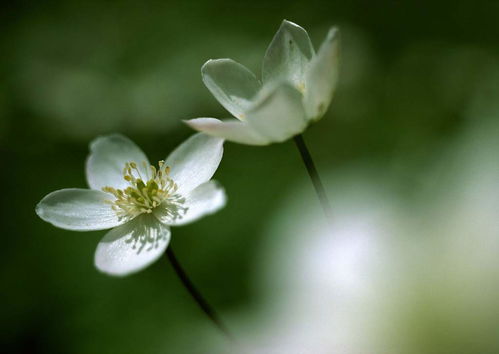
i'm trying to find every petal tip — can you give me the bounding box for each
[201,58,232,71]
[280,19,301,29]
[182,118,196,127]
[94,256,138,277]
[184,118,222,134]
[94,264,129,277]
[327,27,340,41]
[201,59,215,72]
[89,133,128,152]
[35,201,44,219]
[186,121,226,143]
[184,117,212,126]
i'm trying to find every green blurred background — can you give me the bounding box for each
[2,0,499,353]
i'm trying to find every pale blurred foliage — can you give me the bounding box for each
[206,118,499,353]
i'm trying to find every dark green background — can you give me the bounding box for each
[2,1,499,353]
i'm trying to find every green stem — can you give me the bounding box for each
[166,247,234,341]
[293,134,333,222]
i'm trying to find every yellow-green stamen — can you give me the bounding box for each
[103,161,187,221]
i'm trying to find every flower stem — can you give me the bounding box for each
[293,134,333,222]
[166,247,233,340]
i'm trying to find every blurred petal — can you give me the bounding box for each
[164,133,224,195]
[247,83,308,142]
[185,118,270,145]
[36,188,123,231]
[202,59,261,119]
[154,180,226,226]
[262,20,315,88]
[94,215,170,276]
[86,134,150,191]
[304,27,340,121]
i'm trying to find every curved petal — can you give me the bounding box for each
[86,134,150,191]
[36,188,123,231]
[304,27,340,121]
[202,59,261,119]
[164,133,224,195]
[246,83,308,143]
[262,20,315,88]
[184,118,270,146]
[94,215,170,276]
[154,180,226,226]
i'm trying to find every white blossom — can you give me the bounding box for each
[36,133,226,276]
[186,20,339,145]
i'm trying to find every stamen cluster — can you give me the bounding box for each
[103,161,187,221]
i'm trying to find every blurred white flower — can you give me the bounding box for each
[186,20,339,145]
[36,133,226,276]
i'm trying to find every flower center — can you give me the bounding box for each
[103,161,187,221]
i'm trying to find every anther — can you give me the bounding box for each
[101,160,187,221]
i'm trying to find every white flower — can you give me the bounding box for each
[186,20,339,145]
[36,133,226,276]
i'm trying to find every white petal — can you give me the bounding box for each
[154,181,226,226]
[202,59,261,119]
[36,188,123,231]
[164,133,224,195]
[86,134,150,191]
[262,20,315,88]
[246,83,308,143]
[185,118,270,145]
[304,27,340,121]
[94,215,170,276]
